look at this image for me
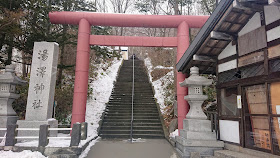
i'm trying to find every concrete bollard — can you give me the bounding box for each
[5,124,18,146]
[70,123,81,147]
[81,122,88,140]
[39,124,49,147]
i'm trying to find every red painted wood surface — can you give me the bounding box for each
[90,35,177,47]
[49,11,208,28]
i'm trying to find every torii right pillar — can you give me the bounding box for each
[177,21,189,133]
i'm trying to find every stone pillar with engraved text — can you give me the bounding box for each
[18,42,59,137]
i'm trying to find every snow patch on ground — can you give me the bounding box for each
[169,129,178,138]
[16,133,71,147]
[144,58,174,113]
[0,150,46,158]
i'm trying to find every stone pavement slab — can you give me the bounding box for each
[86,139,179,158]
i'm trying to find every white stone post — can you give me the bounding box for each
[18,42,59,137]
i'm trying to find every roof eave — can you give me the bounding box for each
[176,0,234,72]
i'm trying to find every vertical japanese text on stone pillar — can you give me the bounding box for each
[25,42,59,121]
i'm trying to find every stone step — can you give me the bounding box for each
[99,134,130,139]
[111,92,153,94]
[108,98,155,101]
[102,122,162,126]
[100,130,164,135]
[108,101,156,104]
[106,107,157,110]
[109,98,155,101]
[104,116,160,119]
[132,134,165,139]
[101,126,163,130]
[105,110,159,113]
[106,105,157,108]
[214,150,262,158]
[103,119,161,123]
[112,89,153,92]
[48,154,78,158]
[106,107,157,111]
[112,89,153,91]
[108,102,157,106]
[105,112,159,116]
[100,133,165,139]
[114,83,152,86]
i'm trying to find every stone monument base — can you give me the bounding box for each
[0,116,18,141]
[176,136,224,158]
[17,119,58,138]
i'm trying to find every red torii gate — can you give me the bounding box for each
[49,11,208,132]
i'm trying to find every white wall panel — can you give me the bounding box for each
[267,26,280,42]
[219,120,240,144]
[218,42,237,60]
[239,13,261,36]
[264,6,280,25]
[218,59,237,73]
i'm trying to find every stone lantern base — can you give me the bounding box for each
[175,118,224,157]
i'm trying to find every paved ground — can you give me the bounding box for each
[86,139,179,158]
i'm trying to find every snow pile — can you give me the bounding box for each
[169,129,178,138]
[0,150,46,158]
[154,65,173,70]
[144,58,174,113]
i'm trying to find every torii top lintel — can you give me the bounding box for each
[49,11,208,28]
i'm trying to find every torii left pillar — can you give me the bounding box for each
[71,19,91,125]
[177,22,189,132]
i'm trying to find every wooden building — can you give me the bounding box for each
[176,0,280,156]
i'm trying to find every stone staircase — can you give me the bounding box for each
[99,59,165,139]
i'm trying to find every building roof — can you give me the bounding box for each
[176,0,268,74]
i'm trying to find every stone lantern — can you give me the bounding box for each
[0,65,27,138]
[175,66,223,157]
[179,66,212,120]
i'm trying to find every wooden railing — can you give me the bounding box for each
[205,111,219,140]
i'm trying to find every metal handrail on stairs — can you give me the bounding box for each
[130,54,135,142]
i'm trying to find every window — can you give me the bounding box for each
[269,58,280,73]
[270,82,280,154]
[244,84,270,151]
[220,87,239,116]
